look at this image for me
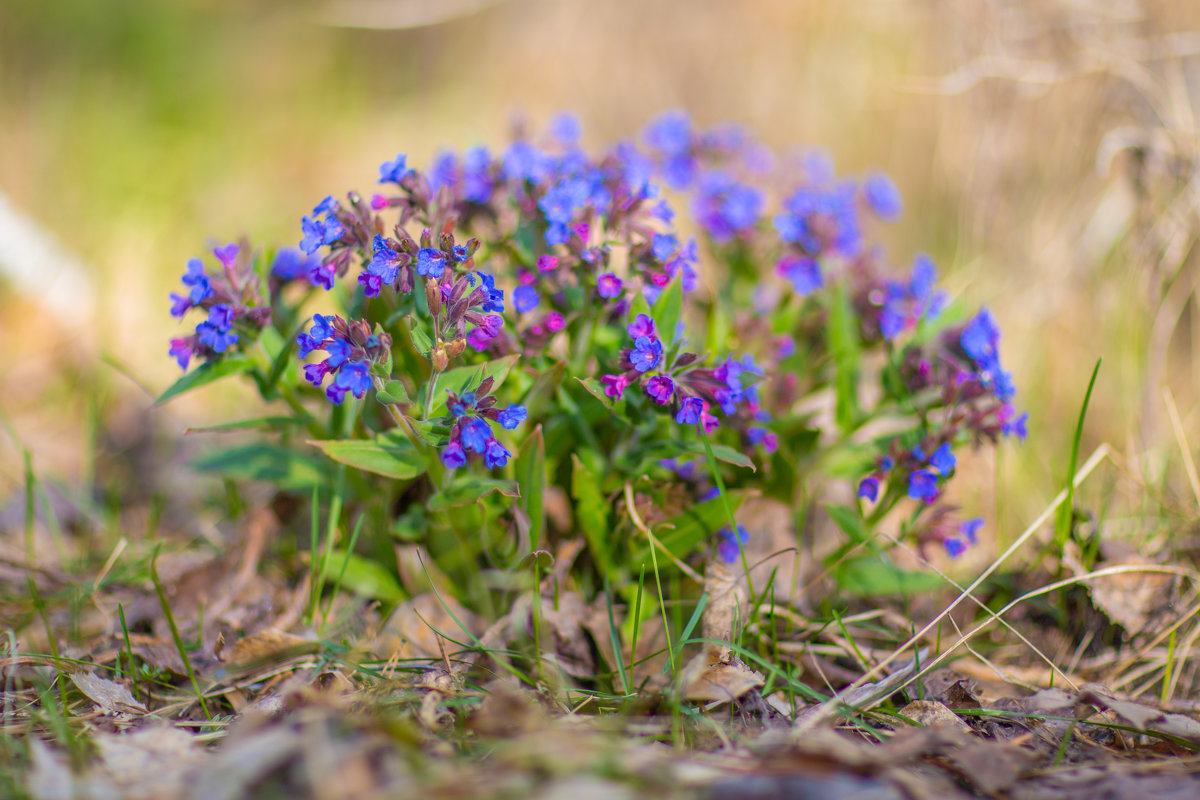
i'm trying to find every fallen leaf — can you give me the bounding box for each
[897,699,972,733]
[680,646,764,702]
[69,670,146,715]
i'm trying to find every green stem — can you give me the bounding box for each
[150,545,211,720]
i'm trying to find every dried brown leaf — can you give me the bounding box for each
[679,646,764,702]
[69,670,146,715]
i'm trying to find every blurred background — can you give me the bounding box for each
[4,0,1200,556]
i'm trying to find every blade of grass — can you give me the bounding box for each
[603,576,632,695]
[321,512,366,630]
[626,482,675,674]
[1055,358,1100,551]
[149,545,211,720]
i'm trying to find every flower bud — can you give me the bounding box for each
[425,279,442,316]
[446,338,466,359]
[431,346,449,372]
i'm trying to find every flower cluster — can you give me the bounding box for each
[168,244,271,370]
[297,314,392,404]
[440,379,526,470]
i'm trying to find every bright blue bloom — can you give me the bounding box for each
[645,375,674,405]
[477,273,505,313]
[334,361,372,399]
[196,304,238,353]
[484,439,511,469]
[691,170,763,242]
[168,338,193,370]
[1003,410,1029,441]
[182,258,213,304]
[416,248,446,279]
[325,337,351,368]
[944,538,966,558]
[908,469,938,502]
[880,456,894,471]
[651,200,675,223]
[441,442,468,469]
[930,443,956,474]
[300,215,336,255]
[961,517,983,545]
[502,141,549,183]
[716,524,749,563]
[271,248,320,281]
[497,405,527,430]
[312,196,338,216]
[676,397,704,425]
[378,153,411,184]
[777,256,822,296]
[309,313,335,342]
[614,141,655,199]
[775,181,861,257]
[911,446,927,462]
[857,476,879,502]
[652,233,678,262]
[962,307,1001,364]
[630,336,663,373]
[513,285,540,313]
[862,172,902,220]
[428,151,459,194]
[303,361,331,386]
[461,418,493,454]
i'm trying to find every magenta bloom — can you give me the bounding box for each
[601,374,631,398]
[645,376,675,405]
[598,272,623,298]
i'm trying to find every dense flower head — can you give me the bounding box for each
[775,180,862,259]
[439,381,525,470]
[876,254,947,341]
[691,170,764,243]
[297,314,392,404]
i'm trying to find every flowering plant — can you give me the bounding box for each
[164,111,1025,619]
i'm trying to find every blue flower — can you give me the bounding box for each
[716,524,749,563]
[862,172,902,220]
[908,469,938,502]
[497,405,527,430]
[428,151,459,194]
[169,293,191,318]
[777,255,822,296]
[416,248,446,279]
[271,248,320,281]
[460,418,493,454]
[691,170,763,242]
[196,304,238,353]
[630,336,663,373]
[334,361,372,399]
[462,146,493,203]
[676,397,704,425]
[551,112,582,145]
[1003,410,1029,441]
[502,141,549,184]
[477,273,505,313]
[961,517,983,545]
[484,439,512,469]
[513,285,540,313]
[944,538,966,558]
[929,443,956,474]
[378,153,411,184]
[182,258,213,304]
[857,476,879,502]
[441,442,468,469]
[628,313,657,340]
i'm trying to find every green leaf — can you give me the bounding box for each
[185,415,308,435]
[309,432,427,480]
[521,361,566,420]
[653,273,684,347]
[633,439,756,472]
[515,426,546,544]
[427,477,519,511]
[571,454,610,573]
[631,490,750,566]
[833,555,944,597]
[154,357,256,407]
[628,286,652,327]
[376,380,412,405]
[260,324,297,394]
[190,442,328,490]
[829,282,860,433]
[824,504,868,545]
[419,354,521,417]
[319,548,405,603]
[409,322,433,357]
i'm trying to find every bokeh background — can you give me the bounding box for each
[5,0,1200,555]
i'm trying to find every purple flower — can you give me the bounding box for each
[630,336,663,373]
[550,112,582,145]
[441,442,468,469]
[467,329,493,351]
[929,443,956,474]
[961,517,983,545]
[598,272,622,298]
[303,361,332,386]
[862,172,902,220]
[309,260,336,291]
[461,418,493,454]
[691,170,763,242]
[169,293,191,318]
[857,476,879,502]
[546,312,565,332]
[213,243,239,268]
[601,374,630,398]
[271,248,320,281]
[1003,410,1029,441]
[513,285,540,313]
[716,524,749,563]
[484,439,511,469]
[497,405,527,430]
[182,258,213,304]
[776,255,822,296]
[944,538,966,558]
[378,153,411,184]
[676,397,704,425]
[908,470,938,502]
[168,337,193,370]
[537,255,559,273]
[628,313,657,340]
[416,248,446,279]
[645,376,675,405]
